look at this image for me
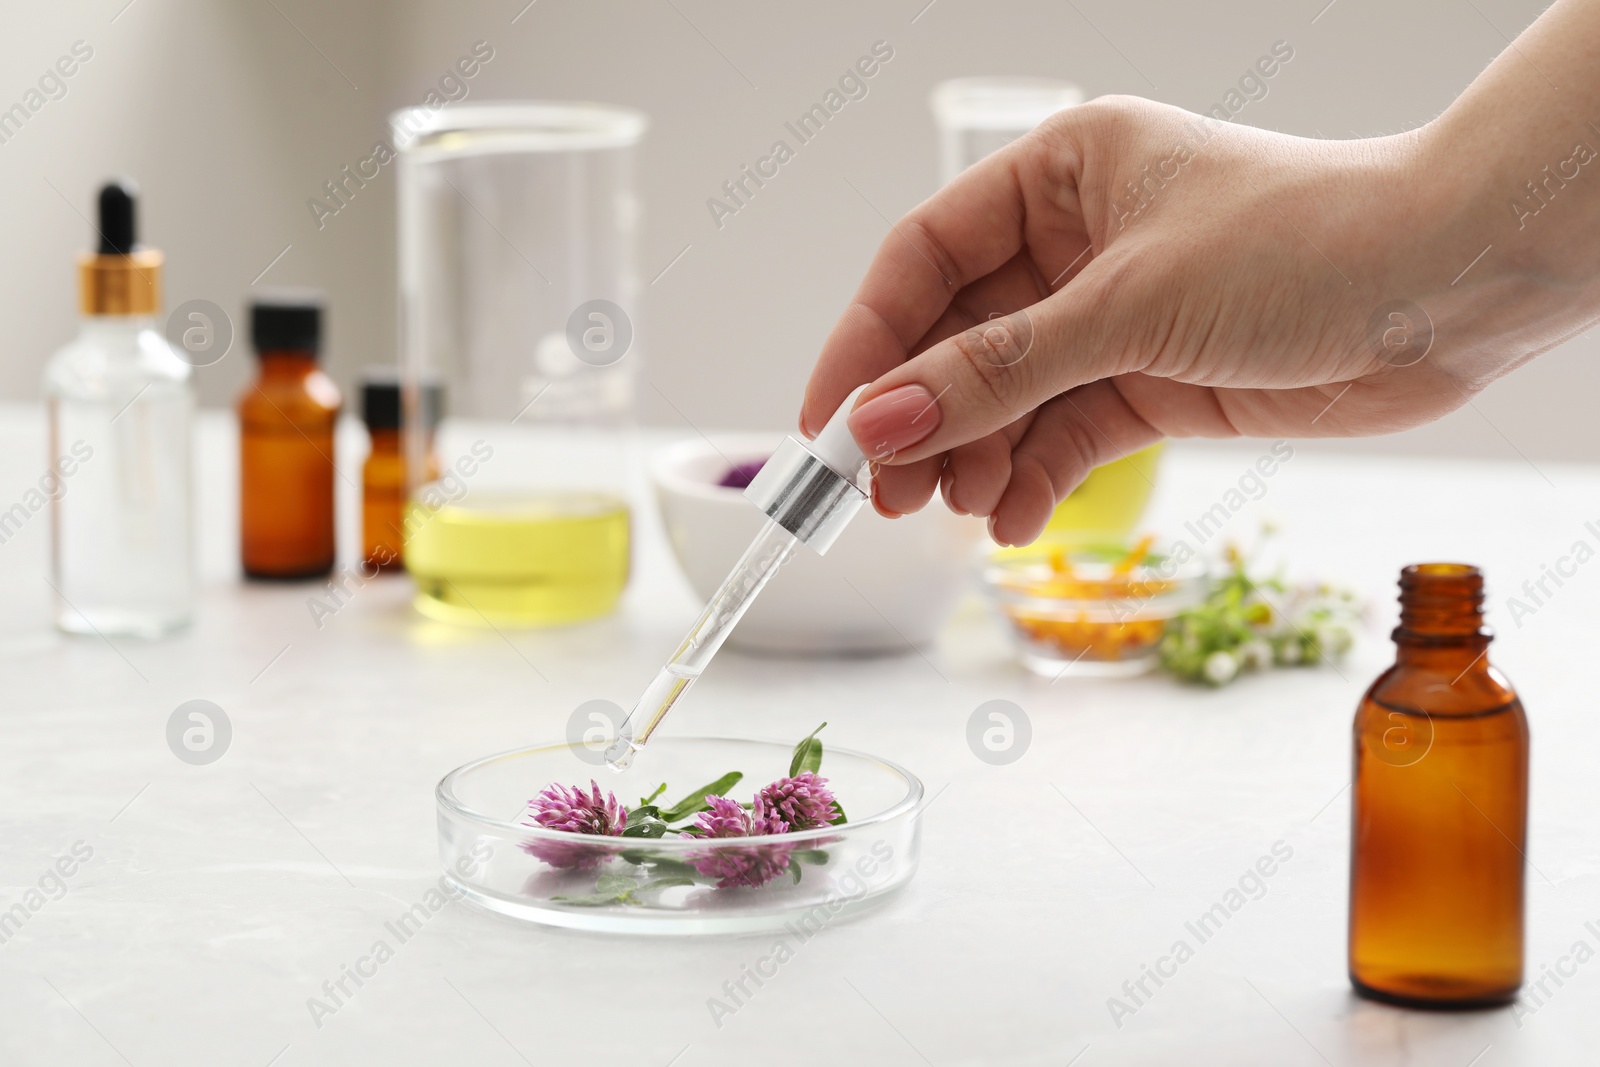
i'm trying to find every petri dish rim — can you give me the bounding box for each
[437,736,925,849]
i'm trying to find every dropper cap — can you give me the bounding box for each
[743,385,870,555]
[98,183,138,254]
[360,366,445,432]
[250,289,325,354]
[79,178,163,316]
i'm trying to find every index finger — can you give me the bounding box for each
[800,142,1037,436]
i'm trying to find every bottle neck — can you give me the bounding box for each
[82,313,157,337]
[256,349,318,377]
[368,428,402,452]
[1392,563,1492,668]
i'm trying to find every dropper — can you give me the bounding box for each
[605,385,871,770]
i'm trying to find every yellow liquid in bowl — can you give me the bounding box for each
[404,492,630,625]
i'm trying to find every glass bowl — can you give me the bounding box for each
[437,737,924,935]
[982,537,1207,677]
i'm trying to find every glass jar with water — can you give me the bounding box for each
[391,102,646,626]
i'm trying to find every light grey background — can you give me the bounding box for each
[2,0,1587,462]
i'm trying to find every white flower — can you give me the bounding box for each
[1239,639,1273,670]
[1203,650,1239,685]
[1318,624,1354,656]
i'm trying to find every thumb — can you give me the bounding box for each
[845,257,1138,465]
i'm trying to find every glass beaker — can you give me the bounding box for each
[930,77,1084,184]
[392,102,646,626]
[931,78,1163,538]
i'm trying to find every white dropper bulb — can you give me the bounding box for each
[806,384,870,484]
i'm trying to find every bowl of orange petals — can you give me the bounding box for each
[981,536,1207,677]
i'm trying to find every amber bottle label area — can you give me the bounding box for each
[240,422,337,577]
[238,352,341,579]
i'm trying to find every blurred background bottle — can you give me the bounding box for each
[361,367,441,572]
[43,180,194,637]
[393,102,643,626]
[237,291,341,579]
[929,77,1162,539]
[1349,563,1528,1006]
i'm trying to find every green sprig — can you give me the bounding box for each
[789,722,827,777]
[1159,537,1361,686]
[551,722,844,905]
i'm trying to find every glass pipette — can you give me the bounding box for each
[605,385,871,770]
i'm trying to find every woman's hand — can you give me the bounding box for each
[801,9,1600,547]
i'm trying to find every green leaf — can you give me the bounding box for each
[792,849,830,866]
[639,856,701,880]
[594,873,639,895]
[789,722,827,777]
[794,741,823,777]
[635,783,668,809]
[659,771,744,823]
[789,861,803,884]
[626,804,661,823]
[621,817,669,838]
[555,873,697,907]
[551,891,631,907]
[830,801,847,826]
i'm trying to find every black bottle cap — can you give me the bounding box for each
[97,180,138,255]
[360,367,444,431]
[250,289,324,354]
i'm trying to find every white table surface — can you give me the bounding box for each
[2,402,1596,1067]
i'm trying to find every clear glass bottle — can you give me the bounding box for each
[44,180,194,637]
[1349,563,1528,1006]
[237,291,341,579]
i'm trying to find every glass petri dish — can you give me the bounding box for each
[437,737,924,935]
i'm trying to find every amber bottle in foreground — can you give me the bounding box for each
[1349,563,1528,1007]
[359,370,441,571]
[238,292,341,579]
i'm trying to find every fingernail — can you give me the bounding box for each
[941,481,969,516]
[987,514,1009,546]
[848,384,940,461]
[870,482,903,519]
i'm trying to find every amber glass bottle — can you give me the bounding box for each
[1349,563,1528,1007]
[238,292,341,579]
[359,371,440,571]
